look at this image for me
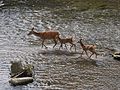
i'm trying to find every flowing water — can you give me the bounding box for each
[0,2,120,90]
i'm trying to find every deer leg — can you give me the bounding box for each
[70,43,74,51]
[42,39,47,49]
[41,40,44,48]
[70,43,76,52]
[90,50,97,58]
[85,50,89,57]
[95,52,97,58]
[70,44,73,51]
[65,44,68,49]
[74,44,76,52]
[53,39,57,48]
[89,52,94,58]
[81,50,84,57]
[59,43,63,50]
[73,44,76,52]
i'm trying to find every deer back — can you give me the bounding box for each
[41,32,59,39]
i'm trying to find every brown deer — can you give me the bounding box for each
[77,38,97,58]
[56,35,76,51]
[28,27,60,48]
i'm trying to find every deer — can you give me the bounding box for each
[56,35,76,51]
[77,38,97,58]
[27,27,60,48]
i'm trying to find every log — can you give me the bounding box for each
[112,52,120,60]
[9,77,33,86]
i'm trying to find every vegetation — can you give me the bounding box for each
[3,0,120,10]
[2,0,120,20]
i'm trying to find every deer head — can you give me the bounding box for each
[27,27,35,35]
[77,38,83,43]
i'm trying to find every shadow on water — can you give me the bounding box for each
[40,49,80,56]
[67,54,111,68]
[70,58,98,66]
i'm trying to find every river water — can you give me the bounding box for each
[0,4,120,90]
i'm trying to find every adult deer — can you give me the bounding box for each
[28,27,60,48]
[77,38,97,58]
[56,35,76,51]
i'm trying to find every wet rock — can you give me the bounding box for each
[10,61,24,77]
[10,61,34,78]
[112,52,120,60]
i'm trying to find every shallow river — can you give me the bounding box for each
[0,5,120,90]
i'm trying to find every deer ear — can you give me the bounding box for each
[80,37,83,40]
[31,27,34,31]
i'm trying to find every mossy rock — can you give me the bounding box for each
[10,61,34,78]
[10,61,24,77]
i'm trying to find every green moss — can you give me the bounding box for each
[3,0,120,20]
[3,0,120,10]
[45,0,120,20]
[68,0,119,10]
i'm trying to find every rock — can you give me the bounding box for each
[10,61,33,78]
[10,61,24,77]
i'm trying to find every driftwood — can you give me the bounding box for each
[9,77,33,86]
[112,52,120,60]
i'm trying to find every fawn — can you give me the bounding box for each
[77,38,97,58]
[56,35,76,51]
[28,27,60,48]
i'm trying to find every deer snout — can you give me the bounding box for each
[77,38,83,43]
[77,41,80,43]
[27,32,30,35]
[27,32,32,35]
[77,40,81,43]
